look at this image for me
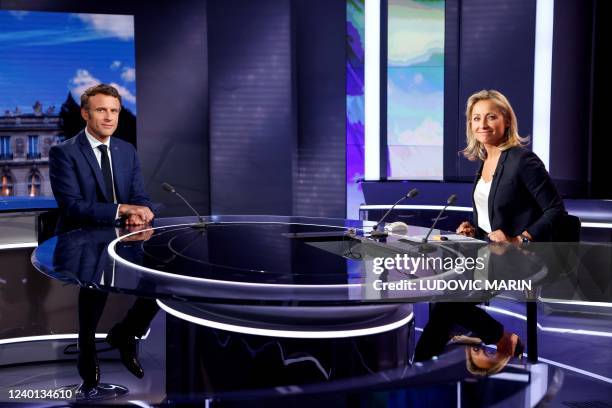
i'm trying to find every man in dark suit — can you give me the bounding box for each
[49,84,158,391]
[49,85,153,231]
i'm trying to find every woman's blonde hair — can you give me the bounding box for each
[461,89,528,161]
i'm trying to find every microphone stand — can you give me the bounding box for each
[162,183,209,230]
[370,188,418,238]
[419,194,457,252]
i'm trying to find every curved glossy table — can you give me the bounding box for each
[32,215,551,338]
[30,215,562,402]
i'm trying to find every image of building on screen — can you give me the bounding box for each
[0,101,62,197]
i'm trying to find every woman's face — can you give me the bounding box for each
[470,100,509,147]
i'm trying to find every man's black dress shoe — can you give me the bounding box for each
[77,345,100,389]
[106,326,144,378]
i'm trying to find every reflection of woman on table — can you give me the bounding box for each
[417,90,565,367]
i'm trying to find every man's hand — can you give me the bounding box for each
[488,229,521,244]
[125,213,146,226]
[118,204,154,225]
[456,221,476,237]
[119,224,154,242]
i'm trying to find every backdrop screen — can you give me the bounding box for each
[346,0,445,218]
[346,0,366,218]
[387,0,444,180]
[0,10,136,200]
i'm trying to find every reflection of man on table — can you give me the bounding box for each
[49,84,159,391]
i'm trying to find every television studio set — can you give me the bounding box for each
[0,0,610,406]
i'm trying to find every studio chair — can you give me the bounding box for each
[552,214,581,243]
[527,213,581,362]
[37,209,60,244]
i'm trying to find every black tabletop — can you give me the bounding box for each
[31,215,562,305]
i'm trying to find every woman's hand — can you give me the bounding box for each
[488,229,521,244]
[456,221,476,237]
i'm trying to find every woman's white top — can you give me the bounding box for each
[474,177,492,233]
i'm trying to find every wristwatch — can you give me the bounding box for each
[519,233,531,243]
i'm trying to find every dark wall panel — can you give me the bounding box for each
[443,0,602,198]
[134,1,209,216]
[293,0,346,218]
[208,0,294,215]
[454,0,536,180]
[549,0,593,196]
[591,0,612,198]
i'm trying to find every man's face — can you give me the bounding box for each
[81,94,121,141]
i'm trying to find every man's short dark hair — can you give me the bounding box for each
[80,84,122,110]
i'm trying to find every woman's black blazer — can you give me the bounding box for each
[472,146,566,242]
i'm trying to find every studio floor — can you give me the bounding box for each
[0,299,610,407]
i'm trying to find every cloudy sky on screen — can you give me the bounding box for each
[0,10,137,114]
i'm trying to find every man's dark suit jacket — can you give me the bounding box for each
[49,130,152,232]
[53,228,117,285]
[472,146,566,242]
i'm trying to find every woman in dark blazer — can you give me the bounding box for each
[416,90,565,367]
[457,89,566,242]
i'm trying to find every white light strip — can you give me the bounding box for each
[539,298,612,308]
[581,222,612,229]
[481,305,531,321]
[128,401,154,408]
[360,204,472,212]
[0,333,106,346]
[0,242,38,250]
[532,0,555,169]
[360,206,612,229]
[456,381,461,408]
[490,372,530,383]
[157,300,413,339]
[364,0,381,180]
[108,222,365,289]
[539,326,612,337]
[482,305,612,338]
[0,330,149,346]
[538,357,612,385]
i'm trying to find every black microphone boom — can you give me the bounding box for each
[162,182,207,228]
[421,194,457,243]
[370,188,419,238]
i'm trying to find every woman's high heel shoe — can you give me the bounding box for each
[466,332,524,376]
[496,332,524,360]
[513,337,525,361]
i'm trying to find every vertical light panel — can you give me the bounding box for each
[532,0,554,169]
[386,0,444,180]
[364,0,381,180]
[345,0,366,218]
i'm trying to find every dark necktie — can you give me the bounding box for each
[97,145,115,203]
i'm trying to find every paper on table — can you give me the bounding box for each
[398,234,480,242]
[438,234,480,242]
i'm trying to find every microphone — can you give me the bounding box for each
[421,194,457,243]
[161,182,208,229]
[370,188,419,238]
